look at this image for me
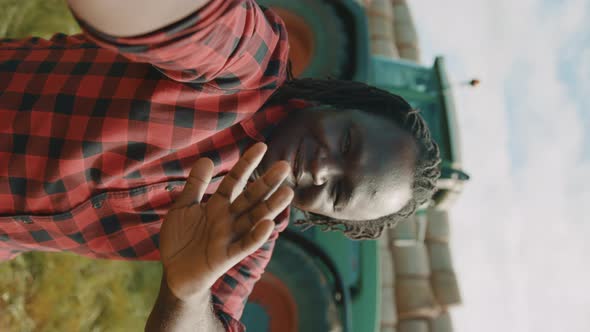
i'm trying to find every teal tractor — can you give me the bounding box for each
[242,1,468,331]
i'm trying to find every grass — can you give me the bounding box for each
[0,1,162,331]
[0,254,162,332]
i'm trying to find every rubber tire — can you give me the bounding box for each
[243,238,341,331]
[258,0,349,79]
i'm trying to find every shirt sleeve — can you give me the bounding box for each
[209,208,290,332]
[75,0,289,90]
[0,249,21,262]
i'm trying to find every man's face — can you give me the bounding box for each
[258,106,418,221]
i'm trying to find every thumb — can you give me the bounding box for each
[227,219,274,261]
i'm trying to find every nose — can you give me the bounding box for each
[309,147,343,186]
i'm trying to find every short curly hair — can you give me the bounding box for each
[267,78,441,240]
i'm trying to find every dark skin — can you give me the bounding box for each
[257,106,419,221]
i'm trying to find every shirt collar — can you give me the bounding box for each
[239,98,314,142]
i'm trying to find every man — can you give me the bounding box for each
[0,0,440,330]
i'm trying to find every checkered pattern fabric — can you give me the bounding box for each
[0,1,290,330]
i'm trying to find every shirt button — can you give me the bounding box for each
[92,201,103,209]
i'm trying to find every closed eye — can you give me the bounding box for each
[331,180,343,212]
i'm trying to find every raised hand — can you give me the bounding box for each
[159,143,294,301]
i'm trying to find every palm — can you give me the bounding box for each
[160,203,237,291]
[158,143,293,301]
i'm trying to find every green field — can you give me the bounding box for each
[0,1,162,331]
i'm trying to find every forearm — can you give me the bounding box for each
[67,0,210,37]
[146,276,225,332]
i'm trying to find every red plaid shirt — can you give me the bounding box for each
[0,0,292,330]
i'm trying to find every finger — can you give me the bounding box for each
[233,186,294,235]
[215,142,267,202]
[227,219,274,262]
[229,161,290,216]
[173,158,214,208]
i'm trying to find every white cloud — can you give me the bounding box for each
[410,0,590,331]
[579,48,590,94]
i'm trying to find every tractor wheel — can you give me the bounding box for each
[243,238,342,331]
[258,0,349,79]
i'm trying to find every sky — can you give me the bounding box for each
[410,0,590,331]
